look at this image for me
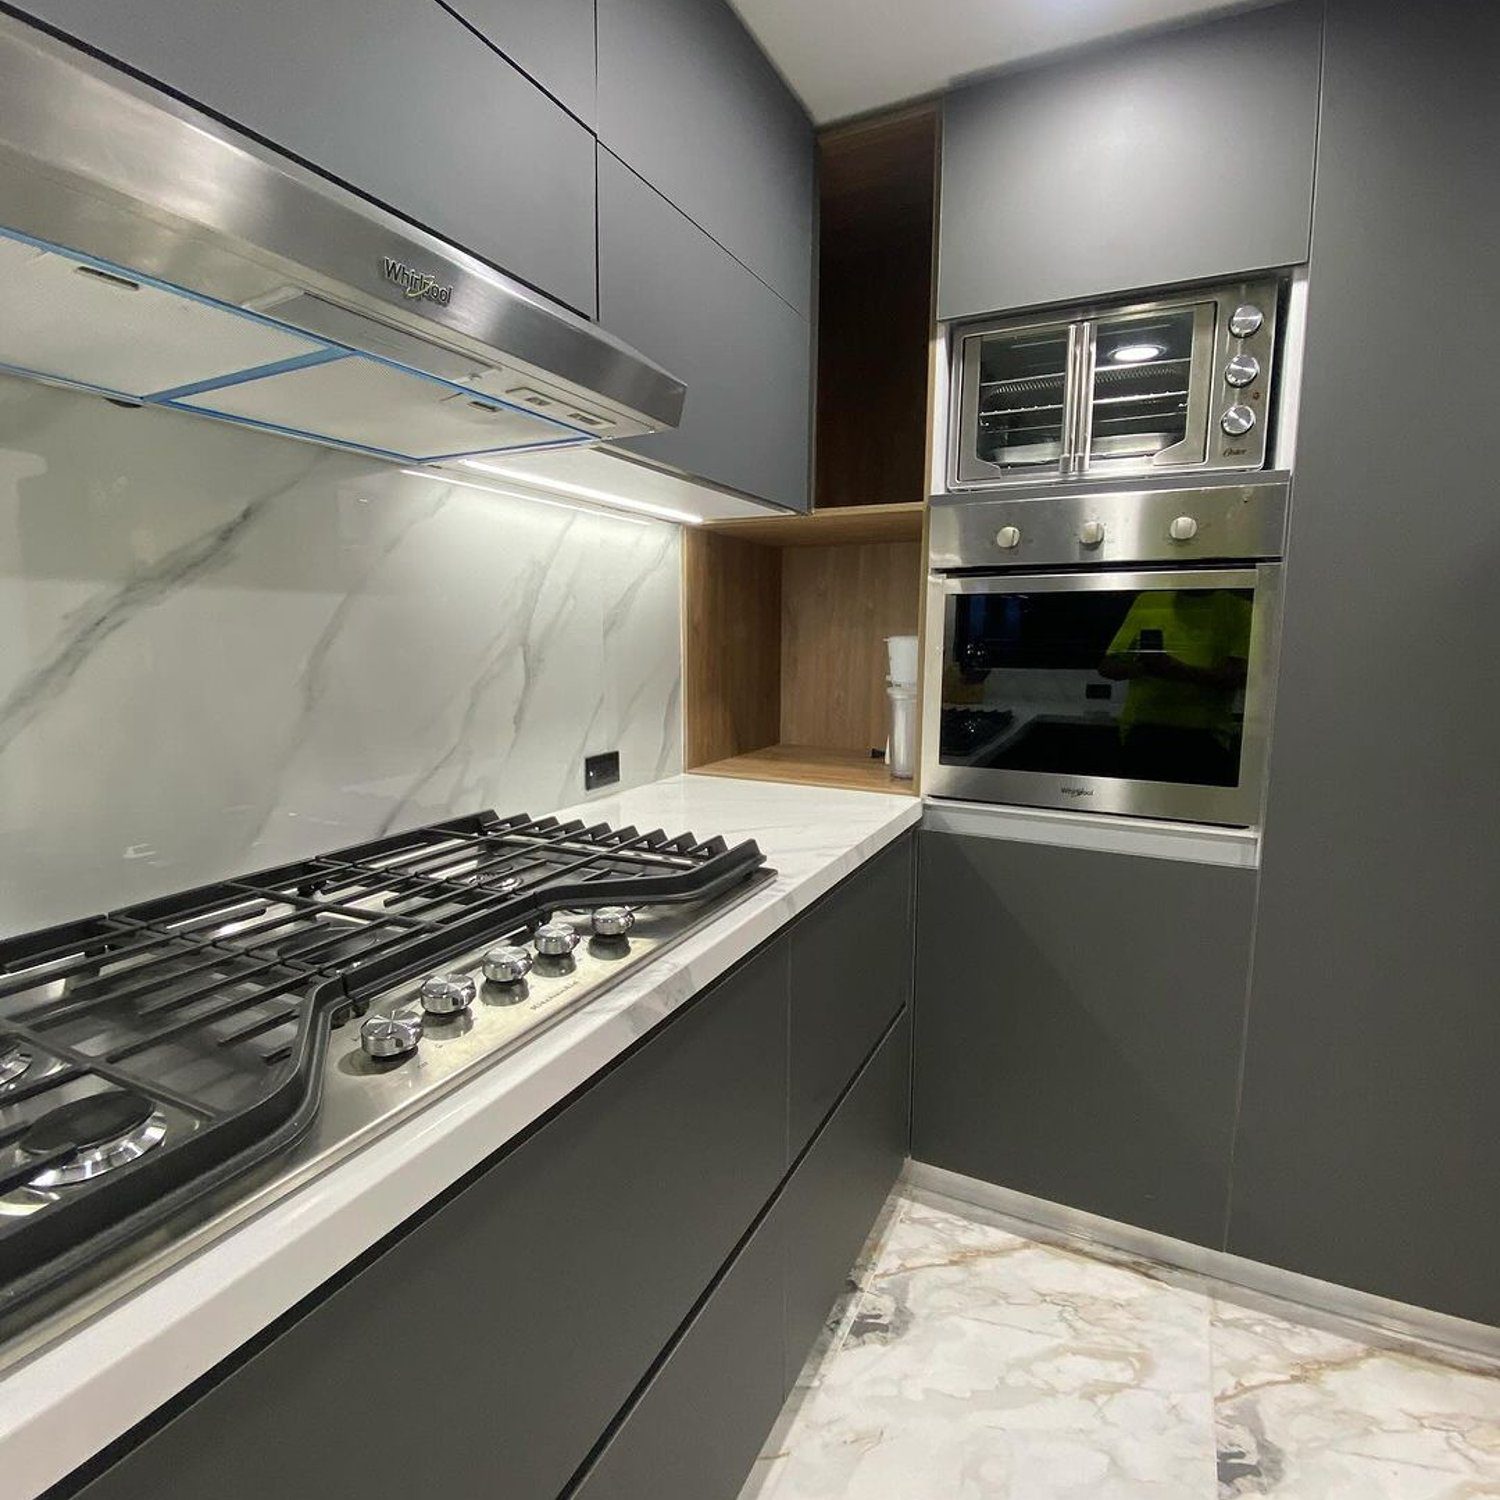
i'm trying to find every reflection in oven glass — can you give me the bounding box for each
[940,587,1254,788]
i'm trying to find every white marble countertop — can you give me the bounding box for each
[1,774,920,1500]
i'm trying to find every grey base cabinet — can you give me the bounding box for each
[912,831,1256,1248]
[57,836,914,1500]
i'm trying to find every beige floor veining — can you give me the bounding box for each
[740,1190,1500,1500]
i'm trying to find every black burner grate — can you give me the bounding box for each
[0,810,764,1317]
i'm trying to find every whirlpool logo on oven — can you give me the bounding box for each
[1060,786,1095,799]
[381,256,453,305]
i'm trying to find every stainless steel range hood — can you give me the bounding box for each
[0,14,685,464]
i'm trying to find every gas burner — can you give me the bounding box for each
[467,872,522,894]
[0,1042,31,1089]
[19,1091,169,1187]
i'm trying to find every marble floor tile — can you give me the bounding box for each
[744,1191,1500,1500]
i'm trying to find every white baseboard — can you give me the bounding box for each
[904,1160,1500,1365]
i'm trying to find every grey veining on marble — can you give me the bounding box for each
[743,1192,1500,1500]
[0,373,683,934]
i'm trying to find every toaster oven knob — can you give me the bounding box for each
[1169,515,1200,542]
[1078,520,1106,547]
[1224,353,1260,388]
[1220,404,1256,437]
[1229,303,1264,338]
[995,525,1022,550]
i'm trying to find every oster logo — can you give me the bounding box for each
[381,257,453,305]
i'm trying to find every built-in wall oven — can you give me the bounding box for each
[921,475,1288,827]
[948,278,1281,488]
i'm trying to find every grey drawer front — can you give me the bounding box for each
[12,0,598,315]
[788,834,914,1153]
[69,940,790,1500]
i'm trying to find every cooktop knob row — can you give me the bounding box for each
[361,1012,423,1060]
[482,944,533,983]
[419,972,476,1015]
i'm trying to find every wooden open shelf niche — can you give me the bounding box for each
[683,504,926,796]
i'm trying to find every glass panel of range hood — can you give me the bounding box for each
[0,233,323,396]
[0,230,592,462]
[167,353,584,462]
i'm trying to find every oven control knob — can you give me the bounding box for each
[419,972,476,1016]
[361,1012,422,1060]
[482,945,533,984]
[1078,520,1106,547]
[591,906,635,938]
[1224,353,1260,388]
[995,525,1022,550]
[1229,303,1264,338]
[1169,515,1199,542]
[1220,403,1256,437]
[534,920,580,957]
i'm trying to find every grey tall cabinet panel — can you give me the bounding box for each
[1225,0,1500,1328]
[9,0,598,315]
[438,0,597,124]
[938,0,1322,320]
[66,941,790,1500]
[596,0,815,316]
[597,148,812,510]
[912,832,1256,1248]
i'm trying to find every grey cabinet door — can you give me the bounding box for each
[569,1208,787,1500]
[438,0,596,124]
[938,0,1322,319]
[598,148,812,510]
[912,832,1255,1248]
[780,1009,910,1387]
[596,0,814,317]
[1226,1,1500,1328]
[788,834,914,1154]
[68,940,790,1500]
[11,0,598,315]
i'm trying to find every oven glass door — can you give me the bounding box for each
[926,565,1281,825]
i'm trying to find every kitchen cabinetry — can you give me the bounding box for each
[938,0,1322,320]
[1225,0,1500,1328]
[9,0,598,315]
[596,0,815,318]
[438,0,596,124]
[58,838,915,1500]
[597,148,812,510]
[912,831,1255,1248]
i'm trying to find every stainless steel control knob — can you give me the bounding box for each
[1169,515,1200,542]
[995,525,1022,550]
[361,1012,422,1060]
[1078,520,1106,547]
[534,921,580,957]
[1224,353,1260,388]
[482,945,533,984]
[419,972,476,1015]
[1220,404,1256,436]
[591,906,635,938]
[1228,303,1264,338]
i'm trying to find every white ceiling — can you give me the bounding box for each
[729,0,1275,124]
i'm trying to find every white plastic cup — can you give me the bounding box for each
[885,634,919,688]
[886,683,918,780]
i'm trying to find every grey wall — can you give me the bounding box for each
[1225,0,1500,1326]
[0,374,682,935]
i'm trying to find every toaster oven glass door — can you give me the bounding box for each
[955,319,1078,483]
[924,565,1282,826]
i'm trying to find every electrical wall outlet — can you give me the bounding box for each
[585,750,621,791]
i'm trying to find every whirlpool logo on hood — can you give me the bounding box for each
[381,257,453,305]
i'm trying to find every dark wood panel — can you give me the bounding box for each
[815,108,939,510]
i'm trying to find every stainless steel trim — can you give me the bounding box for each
[928,475,1290,571]
[919,561,1284,827]
[904,1162,1500,1366]
[0,15,684,436]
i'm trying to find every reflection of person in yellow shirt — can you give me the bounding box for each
[1099,590,1251,746]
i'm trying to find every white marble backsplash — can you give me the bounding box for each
[0,374,682,935]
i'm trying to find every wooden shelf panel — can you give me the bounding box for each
[690,744,917,797]
[702,502,924,548]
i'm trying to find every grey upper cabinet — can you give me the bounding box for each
[437,0,596,125]
[596,0,815,318]
[913,832,1256,1248]
[1226,0,1500,1329]
[938,0,1322,319]
[598,147,812,509]
[9,0,598,315]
